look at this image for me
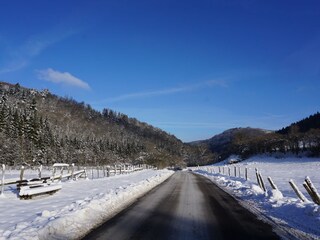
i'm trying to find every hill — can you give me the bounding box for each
[190,128,272,161]
[192,112,320,163]
[0,82,201,167]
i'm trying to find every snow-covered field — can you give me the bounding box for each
[193,156,320,240]
[0,169,174,240]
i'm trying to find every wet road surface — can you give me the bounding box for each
[83,171,279,240]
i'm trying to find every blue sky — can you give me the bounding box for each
[0,0,320,142]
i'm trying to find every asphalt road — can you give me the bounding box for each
[83,171,279,240]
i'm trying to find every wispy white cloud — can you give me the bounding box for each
[0,28,78,74]
[37,68,90,90]
[98,80,227,103]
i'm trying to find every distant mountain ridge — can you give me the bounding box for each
[191,113,320,162]
[190,127,272,160]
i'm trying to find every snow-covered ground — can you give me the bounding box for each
[0,169,174,240]
[193,156,320,240]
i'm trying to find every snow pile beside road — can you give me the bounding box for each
[0,169,173,240]
[194,156,320,239]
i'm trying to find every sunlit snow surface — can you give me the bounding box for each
[0,169,173,239]
[194,156,320,240]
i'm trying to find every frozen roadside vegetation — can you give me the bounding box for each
[0,169,174,240]
[193,156,320,240]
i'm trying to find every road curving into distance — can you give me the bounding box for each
[83,171,280,240]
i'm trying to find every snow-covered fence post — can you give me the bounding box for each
[228,167,231,176]
[218,166,221,174]
[91,167,94,179]
[1,164,5,196]
[255,168,261,188]
[107,167,110,177]
[20,166,25,181]
[289,179,308,202]
[59,167,63,181]
[267,177,278,190]
[245,167,248,181]
[97,166,100,178]
[71,163,75,180]
[258,172,266,192]
[304,177,320,205]
[303,182,317,203]
[83,167,88,179]
[38,165,42,179]
[238,167,241,178]
[52,166,56,179]
[103,166,106,177]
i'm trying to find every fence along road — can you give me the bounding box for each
[83,171,279,240]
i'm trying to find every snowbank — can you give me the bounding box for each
[0,169,173,240]
[193,156,320,240]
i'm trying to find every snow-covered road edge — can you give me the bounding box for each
[193,169,320,240]
[7,170,174,240]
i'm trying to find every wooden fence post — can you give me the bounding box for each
[84,167,88,179]
[255,168,261,188]
[304,177,320,205]
[303,182,317,204]
[38,165,42,179]
[238,167,241,178]
[267,177,278,190]
[245,167,248,181]
[107,167,110,177]
[234,166,237,177]
[228,167,231,176]
[52,166,56,179]
[1,164,5,196]
[71,163,75,180]
[289,179,308,202]
[258,172,266,192]
[20,166,25,181]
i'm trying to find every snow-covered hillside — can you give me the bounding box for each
[0,169,173,239]
[194,156,320,239]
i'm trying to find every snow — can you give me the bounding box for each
[0,169,173,239]
[193,156,320,240]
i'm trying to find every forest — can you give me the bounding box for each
[0,81,319,167]
[0,82,206,167]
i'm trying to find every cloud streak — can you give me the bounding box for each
[37,68,90,90]
[100,80,227,103]
[0,28,78,74]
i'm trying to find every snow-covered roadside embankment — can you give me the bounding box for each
[193,157,320,240]
[2,169,174,240]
